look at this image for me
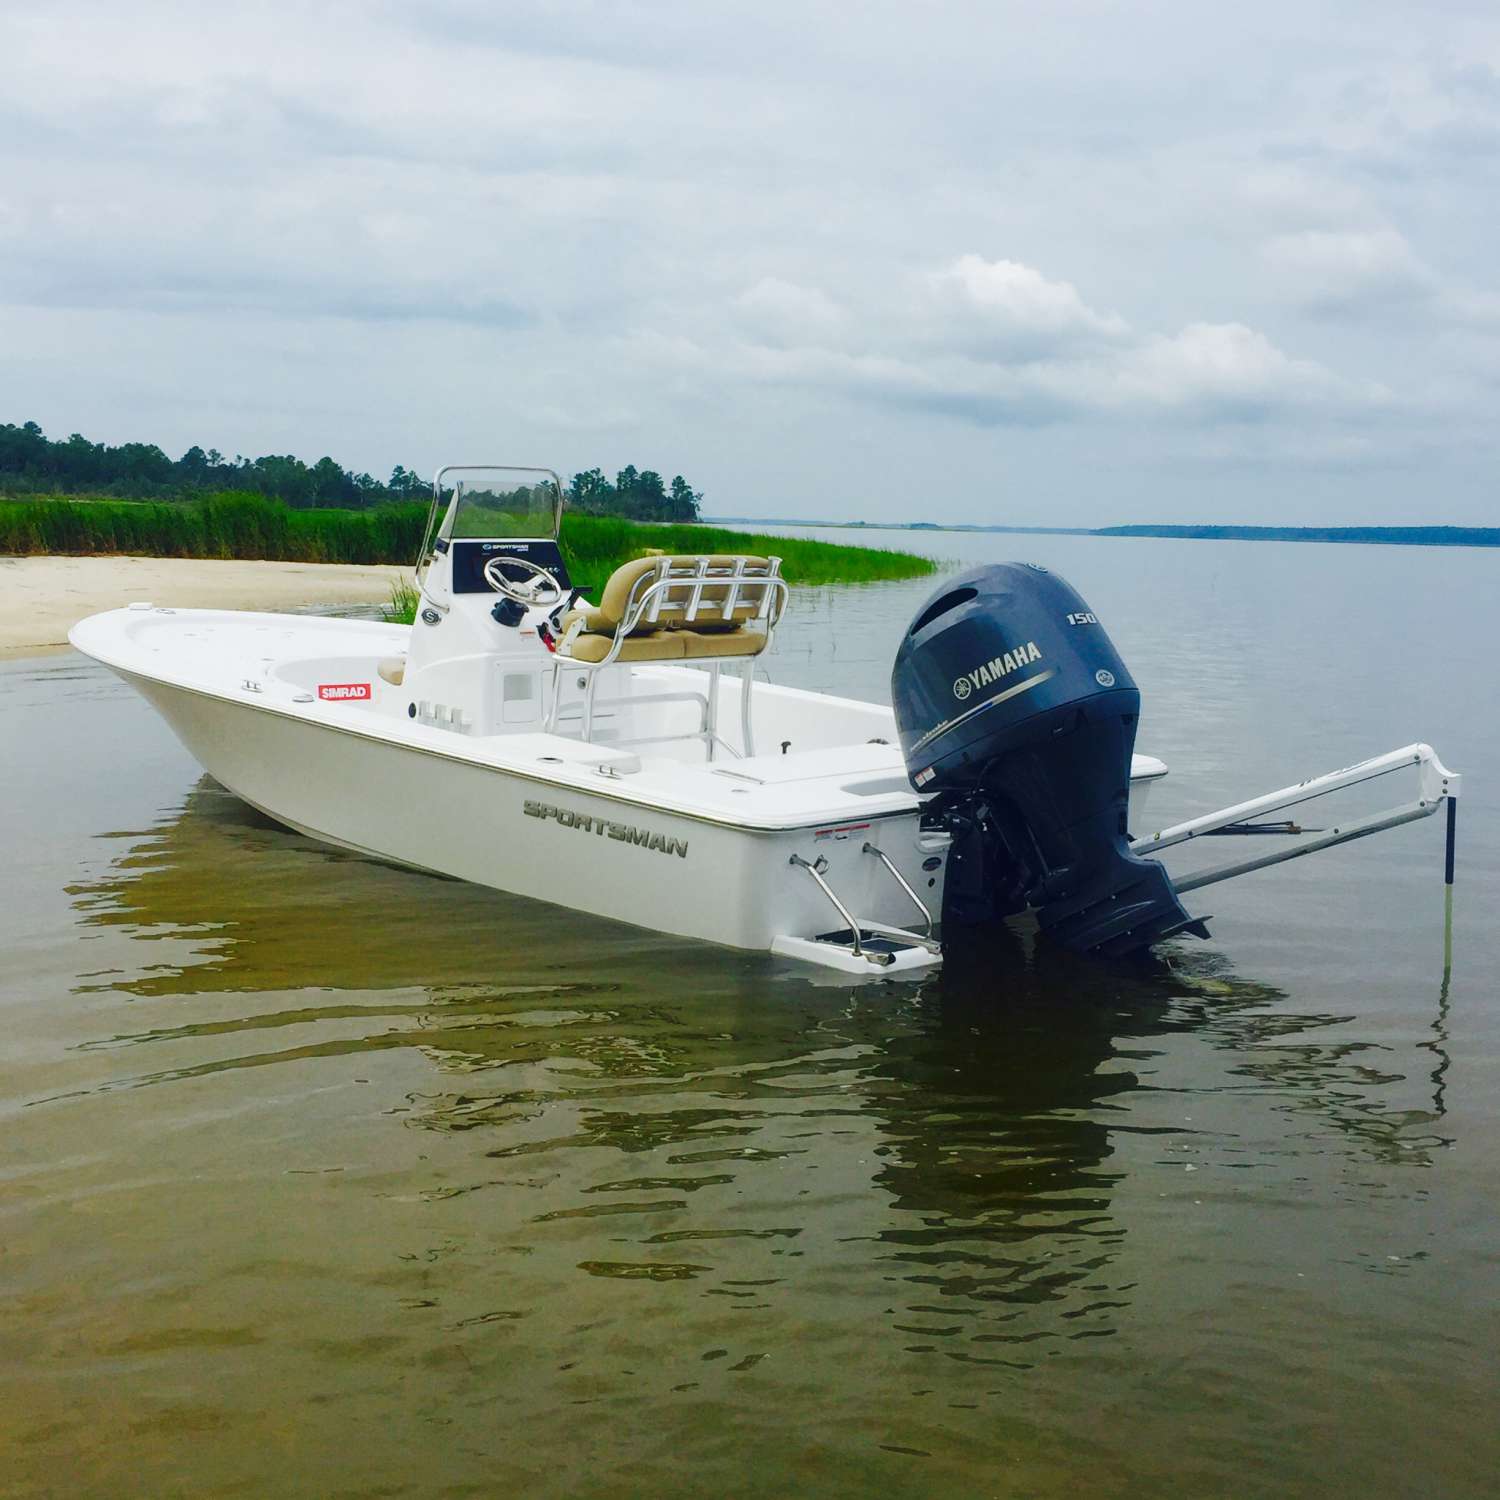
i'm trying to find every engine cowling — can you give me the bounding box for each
[892,563,1208,957]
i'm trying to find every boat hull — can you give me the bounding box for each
[118,668,937,953]
[71,603,1164,965]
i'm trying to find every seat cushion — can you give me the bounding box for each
[596,557,666,629]
[563,630,688,663]
[676,626,768,658]
[587,553,781,632]
[558,604,610,635]
[561,625,768,663]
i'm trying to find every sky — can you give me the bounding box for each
[2,0,1498,525]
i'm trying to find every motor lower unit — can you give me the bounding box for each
[892,562,1209,958]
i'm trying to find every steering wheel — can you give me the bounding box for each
[483,554,563,608]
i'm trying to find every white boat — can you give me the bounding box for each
[70,465,1461,974]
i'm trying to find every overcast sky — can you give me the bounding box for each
[3,0,1498,524]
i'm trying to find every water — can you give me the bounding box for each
[3,533,1497,1498]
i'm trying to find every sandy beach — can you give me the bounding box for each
[0,555,410,660]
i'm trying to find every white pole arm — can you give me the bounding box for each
[1172,797,1439,894]
[1135,743,1461,857]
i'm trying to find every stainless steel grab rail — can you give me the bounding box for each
[787,854,894,967]
[862,842,936,945]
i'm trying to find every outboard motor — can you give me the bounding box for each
[892,563,1209,958]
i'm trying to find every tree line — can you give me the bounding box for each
[566,466,700,522]
[0,421,702,521]
[0,420,428,507]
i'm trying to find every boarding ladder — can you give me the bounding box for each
[773,845,944,972]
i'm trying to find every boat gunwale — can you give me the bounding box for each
[96,659,927,836]
[71,607,1165,835]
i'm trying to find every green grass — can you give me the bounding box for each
[382,578,422,624]
[559,515,936,588]
[0,491,427,564]
[0,493,938,614]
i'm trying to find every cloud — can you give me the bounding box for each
[1439,288,1500,327]
[1239,167,1375,233]
[1110,322,1374,412]
[1254,210,1500,338]
[732,277,849,348]
[1261,228,1436,310]
[1,0,1498,523]
[925,255,1129,353]
[696,261,1385,427]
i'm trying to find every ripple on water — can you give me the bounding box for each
[4,546,1498,1499]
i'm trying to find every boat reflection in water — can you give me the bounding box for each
[66,776,1452,1373]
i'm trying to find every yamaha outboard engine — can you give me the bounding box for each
[892,563,1209,958]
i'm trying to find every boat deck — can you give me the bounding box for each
[69,606,1166,834]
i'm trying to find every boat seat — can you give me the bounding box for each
[679,628,767,658]
[548,553,789,754]
[555,553,784,665]
[377,656,406,686]
[562,629,689,664]
[560,625,769,663]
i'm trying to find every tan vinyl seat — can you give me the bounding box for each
[678,627,766,658]
[556,554,782,665]
[579,556,670,634]
[563,629,688,663]
[560,626,770,664]
[549,552,787,752]
[377,656,406,686]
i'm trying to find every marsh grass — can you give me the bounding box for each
[560,516,935,589]
[0,491,428,564]
[1,493,938,612]
[382,578,422,624]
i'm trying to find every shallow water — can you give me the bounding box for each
[3,533,1497,1498]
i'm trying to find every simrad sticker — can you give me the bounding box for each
[318,682,372,701]
[523,799,688,857]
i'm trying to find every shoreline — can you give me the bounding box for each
[709,517,1500,549]
[0,554,409,660]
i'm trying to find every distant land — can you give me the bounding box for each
[703,519,1500,549]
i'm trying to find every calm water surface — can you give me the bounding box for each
[2,533,1497,1498]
